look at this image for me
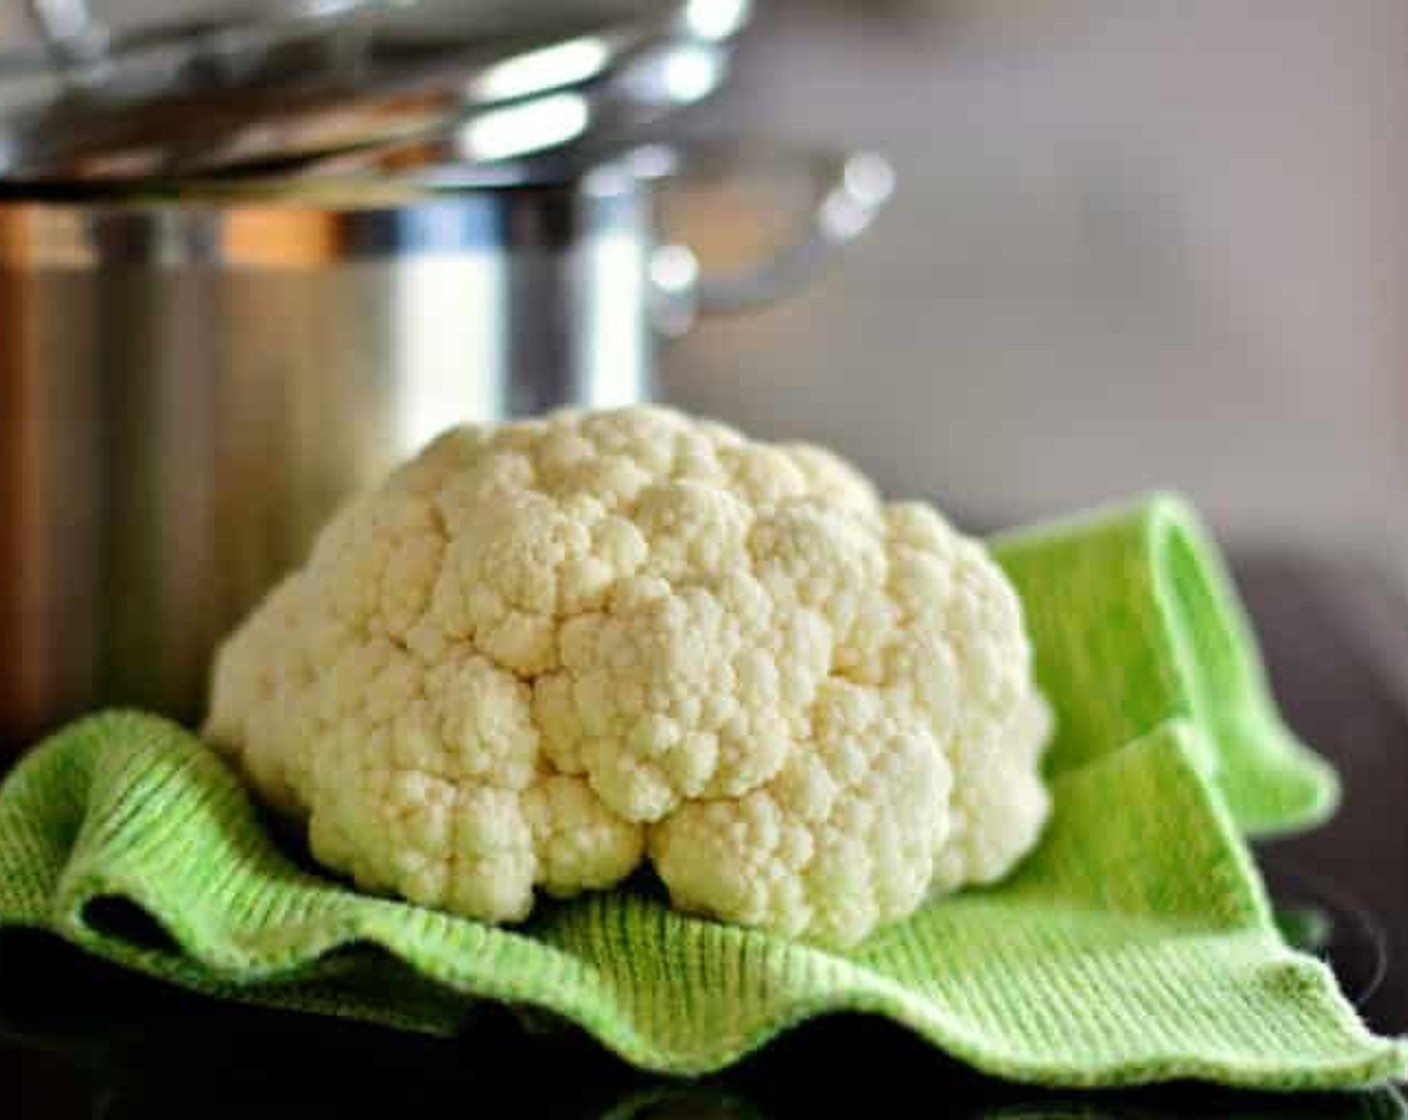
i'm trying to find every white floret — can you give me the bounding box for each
[205,405,1051,946]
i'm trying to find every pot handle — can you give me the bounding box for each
[627,139,895,335]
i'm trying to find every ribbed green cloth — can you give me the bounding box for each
[0,495,1402,1089]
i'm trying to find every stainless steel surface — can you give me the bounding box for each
[0,0,751,181]
[0,172,643,745]
[0,137,889,746]
[24,0,109,66]
[211,35,738,177]
[3,0,397,88]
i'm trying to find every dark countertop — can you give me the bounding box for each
[1,549,1405,1119]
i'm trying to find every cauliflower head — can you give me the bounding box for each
[205,406,1051,947]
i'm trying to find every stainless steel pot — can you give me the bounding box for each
[0,140,893,746]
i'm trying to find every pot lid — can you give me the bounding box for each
[0,0,749,183]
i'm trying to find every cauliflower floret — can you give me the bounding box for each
[205,406,1050,947]
[650,680,954,946]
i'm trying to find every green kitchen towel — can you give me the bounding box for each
[992,493,1340,835]
[0,495,1401,1089]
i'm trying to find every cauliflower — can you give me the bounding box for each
[205,406,1051,947]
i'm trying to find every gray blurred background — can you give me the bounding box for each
[665,1,1408,568]
[8,0,1406,563]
